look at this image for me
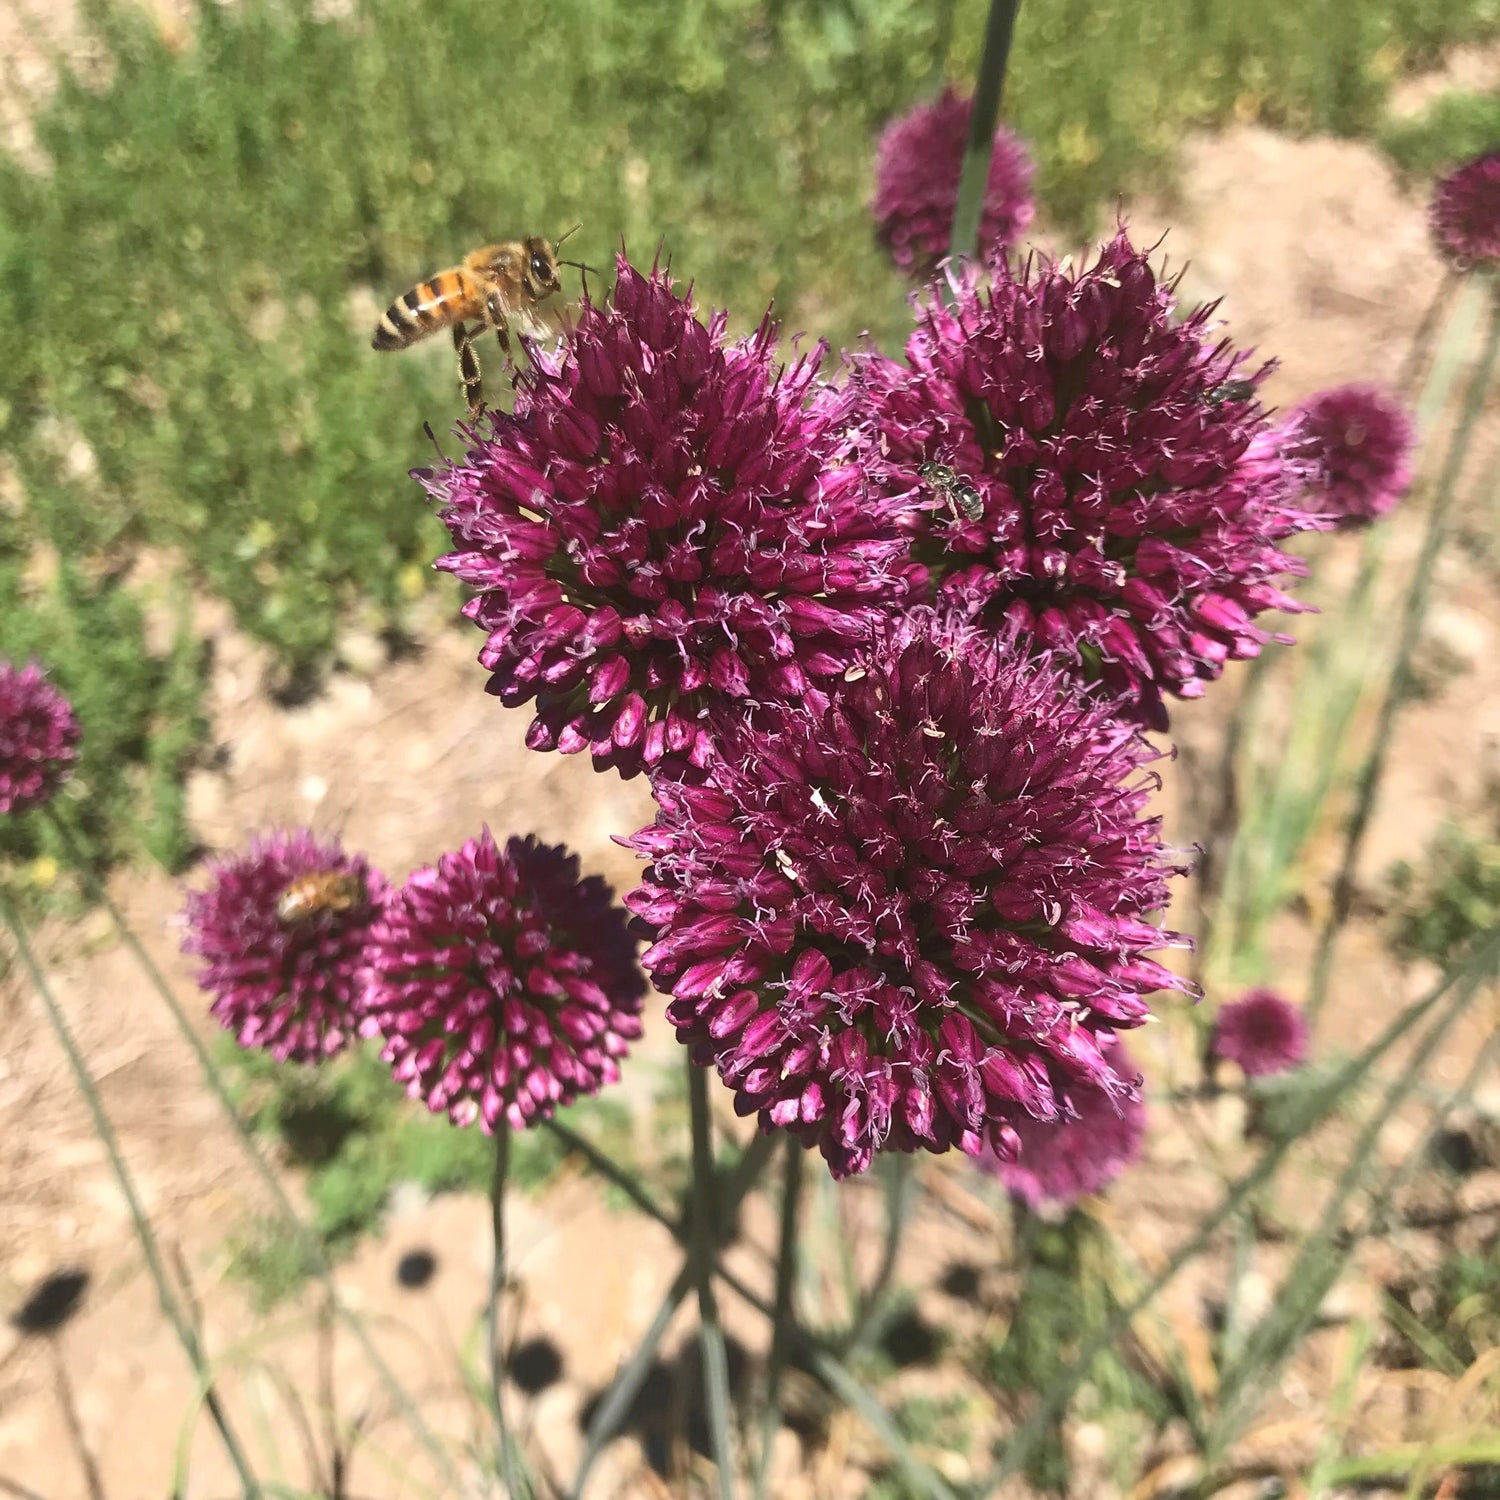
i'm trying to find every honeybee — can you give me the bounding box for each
[919,461,986,523]
[372,231,580,415]
[276,870,367,926]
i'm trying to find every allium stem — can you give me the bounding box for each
[948,0,1022,262]
[488,1122,527,1498]
[687,1060,737,1500]
[990,925,1500,1486]
[0,887,262,1498]
[753,1137,805,1500]
[842,1155,916,1356]
[1396,268,1459,396]
[1307,281,1500,1026]
[41,807,465,1497]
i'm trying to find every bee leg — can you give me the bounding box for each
[494,320,517,371]
[452,322,485,416]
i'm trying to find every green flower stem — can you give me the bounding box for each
[0,886,262,1497]
[41,806,465,1497]
[947,0,1023,262]
[752,1136,805,1500]
[489,1121,527,1498]
[1307,280,1500,1026]
[687,1060,736,1500]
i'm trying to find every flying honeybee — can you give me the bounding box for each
[276,870,367,926]
[372,231,582,415]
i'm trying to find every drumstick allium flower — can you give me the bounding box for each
[0,659,80,816]
[626,612,1190,1178]
[1429,150,1500,270]
[426,255,922,779]
[1287,383,1414,524]
[1210,987,1308,1078]
[858,230,1326,728]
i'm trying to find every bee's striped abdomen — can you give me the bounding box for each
[371,269,480,351]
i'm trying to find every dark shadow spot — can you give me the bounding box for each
[380,624,424,663]
[938,1262,981,1302]
[268,660,325,709]
[508,1336,563,1394]
[11,1268,89,1335]
[277,1097,360,1166]
[877,1306,944,1368]
[395,1249,437,1290]
[1432,1126,1480,1176]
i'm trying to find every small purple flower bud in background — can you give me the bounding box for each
[1210,987,1308,1079]
[1287,384,1415,525]
[360,829,645,1132]
[181,830,384,1064]
[426,254,921,780]
[1429,150,1500,271]
[858,229,1328,729]
[978,1042,1147,1210]
[871,87,1035,277]
[626,611,1191,1179]
[0,660,81,816]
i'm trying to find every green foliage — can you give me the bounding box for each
[1382,89,1500,177]
[0,524,207,877]
[1388,821,1500,963]
[866,1393,985,1500]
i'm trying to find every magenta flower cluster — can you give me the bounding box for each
[359,829,645,1132]
[427,258,919,778]
[1210,988,1308,1079]
[1288,384,1415,524]
[182,829,384,1064]
[0,660,80,816]
[859,233,1326,728]
[872,88,1035,277]
[1429,150,1500,270]
[627,613,1188,1177]
[981,1042,1147,1209]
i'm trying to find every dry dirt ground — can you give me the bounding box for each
[3,38,1500,1500]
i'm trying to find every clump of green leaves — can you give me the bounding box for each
[1388,821,1500,964]
[1382,89,1500,178]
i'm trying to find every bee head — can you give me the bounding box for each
[521,236,563,299]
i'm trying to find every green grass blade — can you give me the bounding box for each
[948,0,1023,262]
[753,1137,805,1500]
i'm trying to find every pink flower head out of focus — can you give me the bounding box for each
[1287,383,1415,524]
[858,229,1327,729]
[427,255,922,780]
[360,829,646,1132]
[1429,150,1500,270]
[181,829,385,1064]
[1210,987,1308,1079]
[872,87,1035,277]
[979,1041,1147,1209]
[0,659,81,816]
[626,610,1191,1179]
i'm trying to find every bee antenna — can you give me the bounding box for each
[554,223,582,249]
[422,421,449,462]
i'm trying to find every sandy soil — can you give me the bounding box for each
[3,52,1500,1500]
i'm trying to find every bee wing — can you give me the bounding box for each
[516,300,579,346]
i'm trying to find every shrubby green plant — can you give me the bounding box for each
[1389,821,1500,963]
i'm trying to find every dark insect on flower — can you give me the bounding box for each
[181,830,384,1064]
[1202,378,1258,406]
[1286,383,1415,525]
[978,1041,1147,1209]
[1429,149,1500,271]
[360,829,646,1132]
[626,611,1190,1179]
[919,461,986,523]
[276,869,367,925]
[426,255,920,779]
[0,659,81,817]
[859,229,1325,728]
[871,87,1035,278]
[1210,988,1308,1079]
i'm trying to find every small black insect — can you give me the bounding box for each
[1203,378,1258,406]
[919,461,985,522]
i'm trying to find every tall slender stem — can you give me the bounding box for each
[40,807,464,1496]
[489,1122,525,1497]
[753,1138,805,1499]
[0,887,262,1496]
[948,0,1022,262]
[687,1061,736,1500]
[842,1154,916,1356]
[1307,284,1500,1024]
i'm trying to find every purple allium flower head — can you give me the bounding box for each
[1287,384,1415,524]
[979,1041,1147,1208]
[181,830,384,1063]
[360,829,646,1132]
[0,660,80,816]
[1429,150,1500,270]
[625,611,1191,1179]
[1210,987,1308,1078]
[427,255,921,779]
[872,87,1035,277]
[858,230,1327,729]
